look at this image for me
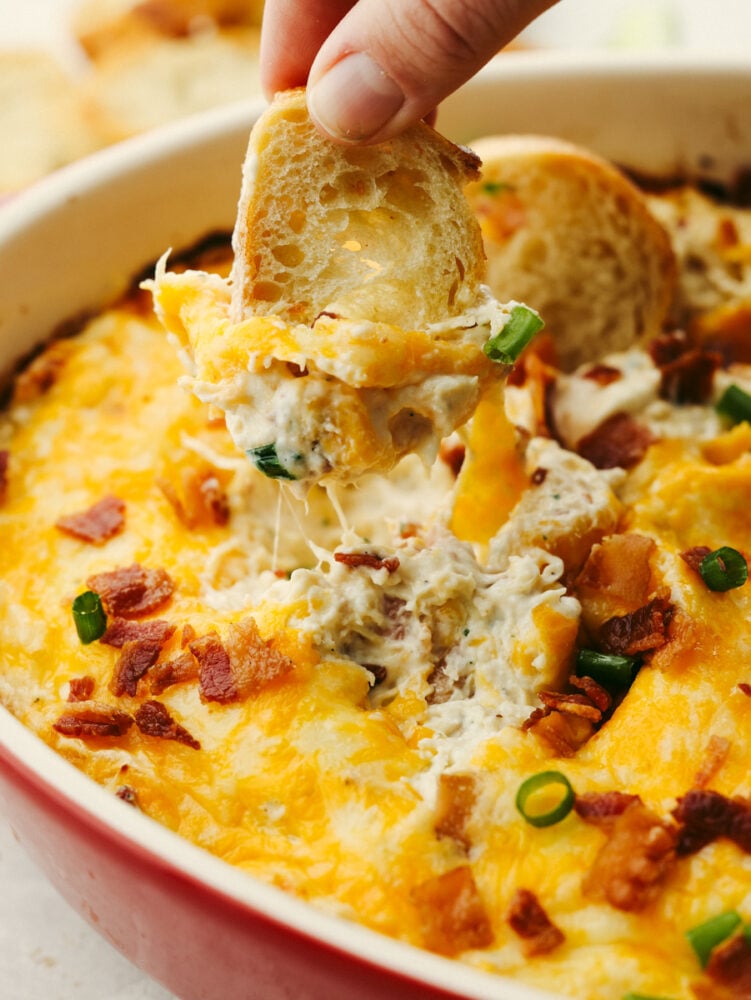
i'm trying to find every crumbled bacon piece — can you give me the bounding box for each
[380,594,408,640]
[582,364,622,386]
[434,774,477,850]
[116,785,138,806]
[582,799,677,911]
[525,710,595,758]
[506,888,565,956]
[649,331,721,404]
[576,533,656,613]
[681,545,714,575]
[538,690,603,723]
[157,468,230,529]
[0,450,8,505]
[693,735,732,790]
[334,551,400,573]
[439,440,466,478]
[134,700,200,750]
[530,467,548,485]
[191,617,294,704]
[694,930,751,999]
[574,791,641,826]
[672,789,751,856]
[86,563,175,619]
[100,618,176,648]
[190,634,234,702]
[599,594,674,656]
[149,650,199,695]
[55,495,126,545]
[412,866,494,956]
[577,411,654,470]
[53,704,133,739]
[67,676,96,702]
[738,683,751,698]
[110,639,163,698]
[12,342,68,404]
[180,623,196,647]
[569,674,613,713]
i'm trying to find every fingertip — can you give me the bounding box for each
[307,51,406,143]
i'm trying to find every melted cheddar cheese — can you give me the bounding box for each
[3,207,751,1000]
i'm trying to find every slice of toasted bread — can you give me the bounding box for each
[230,88,486,328]
[465,134,677,370]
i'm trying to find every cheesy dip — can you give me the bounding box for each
[3,188,751,1000]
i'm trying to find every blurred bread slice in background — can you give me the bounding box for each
[465,134,677,370]
[72,0,265,60]
[81,29,262,142]
[0,51,105,195]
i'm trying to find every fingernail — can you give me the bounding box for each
[308,52,405,141]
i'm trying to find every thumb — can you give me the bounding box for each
[307,0,559,143]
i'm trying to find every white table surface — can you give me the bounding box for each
[1,1,750,998]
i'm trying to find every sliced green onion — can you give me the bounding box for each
[576,649,637,688]
[481,180,514,196]
[716,384,751,425]
[699,546,748,592]
[515,770,575,828]
[686,910,742,967]
[484,305,545,365]
[622,994,675,1000]
[247,443,297,481]
[72,591,107,644]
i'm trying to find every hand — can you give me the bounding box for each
[260,0,560,144]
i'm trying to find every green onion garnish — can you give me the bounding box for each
[622,994,676,1000]
[72,590,107,644]
[515,770,575,828]
[481,180,514,196]
[716,384,751,425]
[686,910,742,967]
[484,305,545,365]
[576,649,637,688]
[247,443,297,481]
[699,546,748,592]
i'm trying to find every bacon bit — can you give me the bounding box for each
[53,704,133,739]
[381,594,408,640]
[134,700,201,750]
[648,331,722,405]
[599,594,674,656]
[67,676,96,702]
[426,659,454,705]
[100,618,176,648]
[507,361,527,387]
[538,690,603,723]
[577,411,654,470]
[0,450,8,505]
[55,495,126,545]
[506,888,565,957]
[682,546,714,575]
[672,789,751,857]
[192,617,293,704]
[434,774,477,850]
[149,650,199,695]
[569,674,612,713]
[412,866,494,957]
[738,683,751,697]
[86,563,175,619]
[693,735,732,790]
[507,349,560,439]
[576,534,656,613]
[582,799,677,911]
[190,634,234,703]
[694,930,751,1000]
[11,341,68,404]
[157,468,230,529]
[116,785,138,806]
[286,361,308,377]
[110,640,163,698]
[223,616,295,700]
[439,440,466,478]
[334,551,400,574]
[180,623,196,647]
[526,710,595,758]
[361,663,387,685]
[574,791,641,826]
[583,364,622,386]
[530,467,548,485]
